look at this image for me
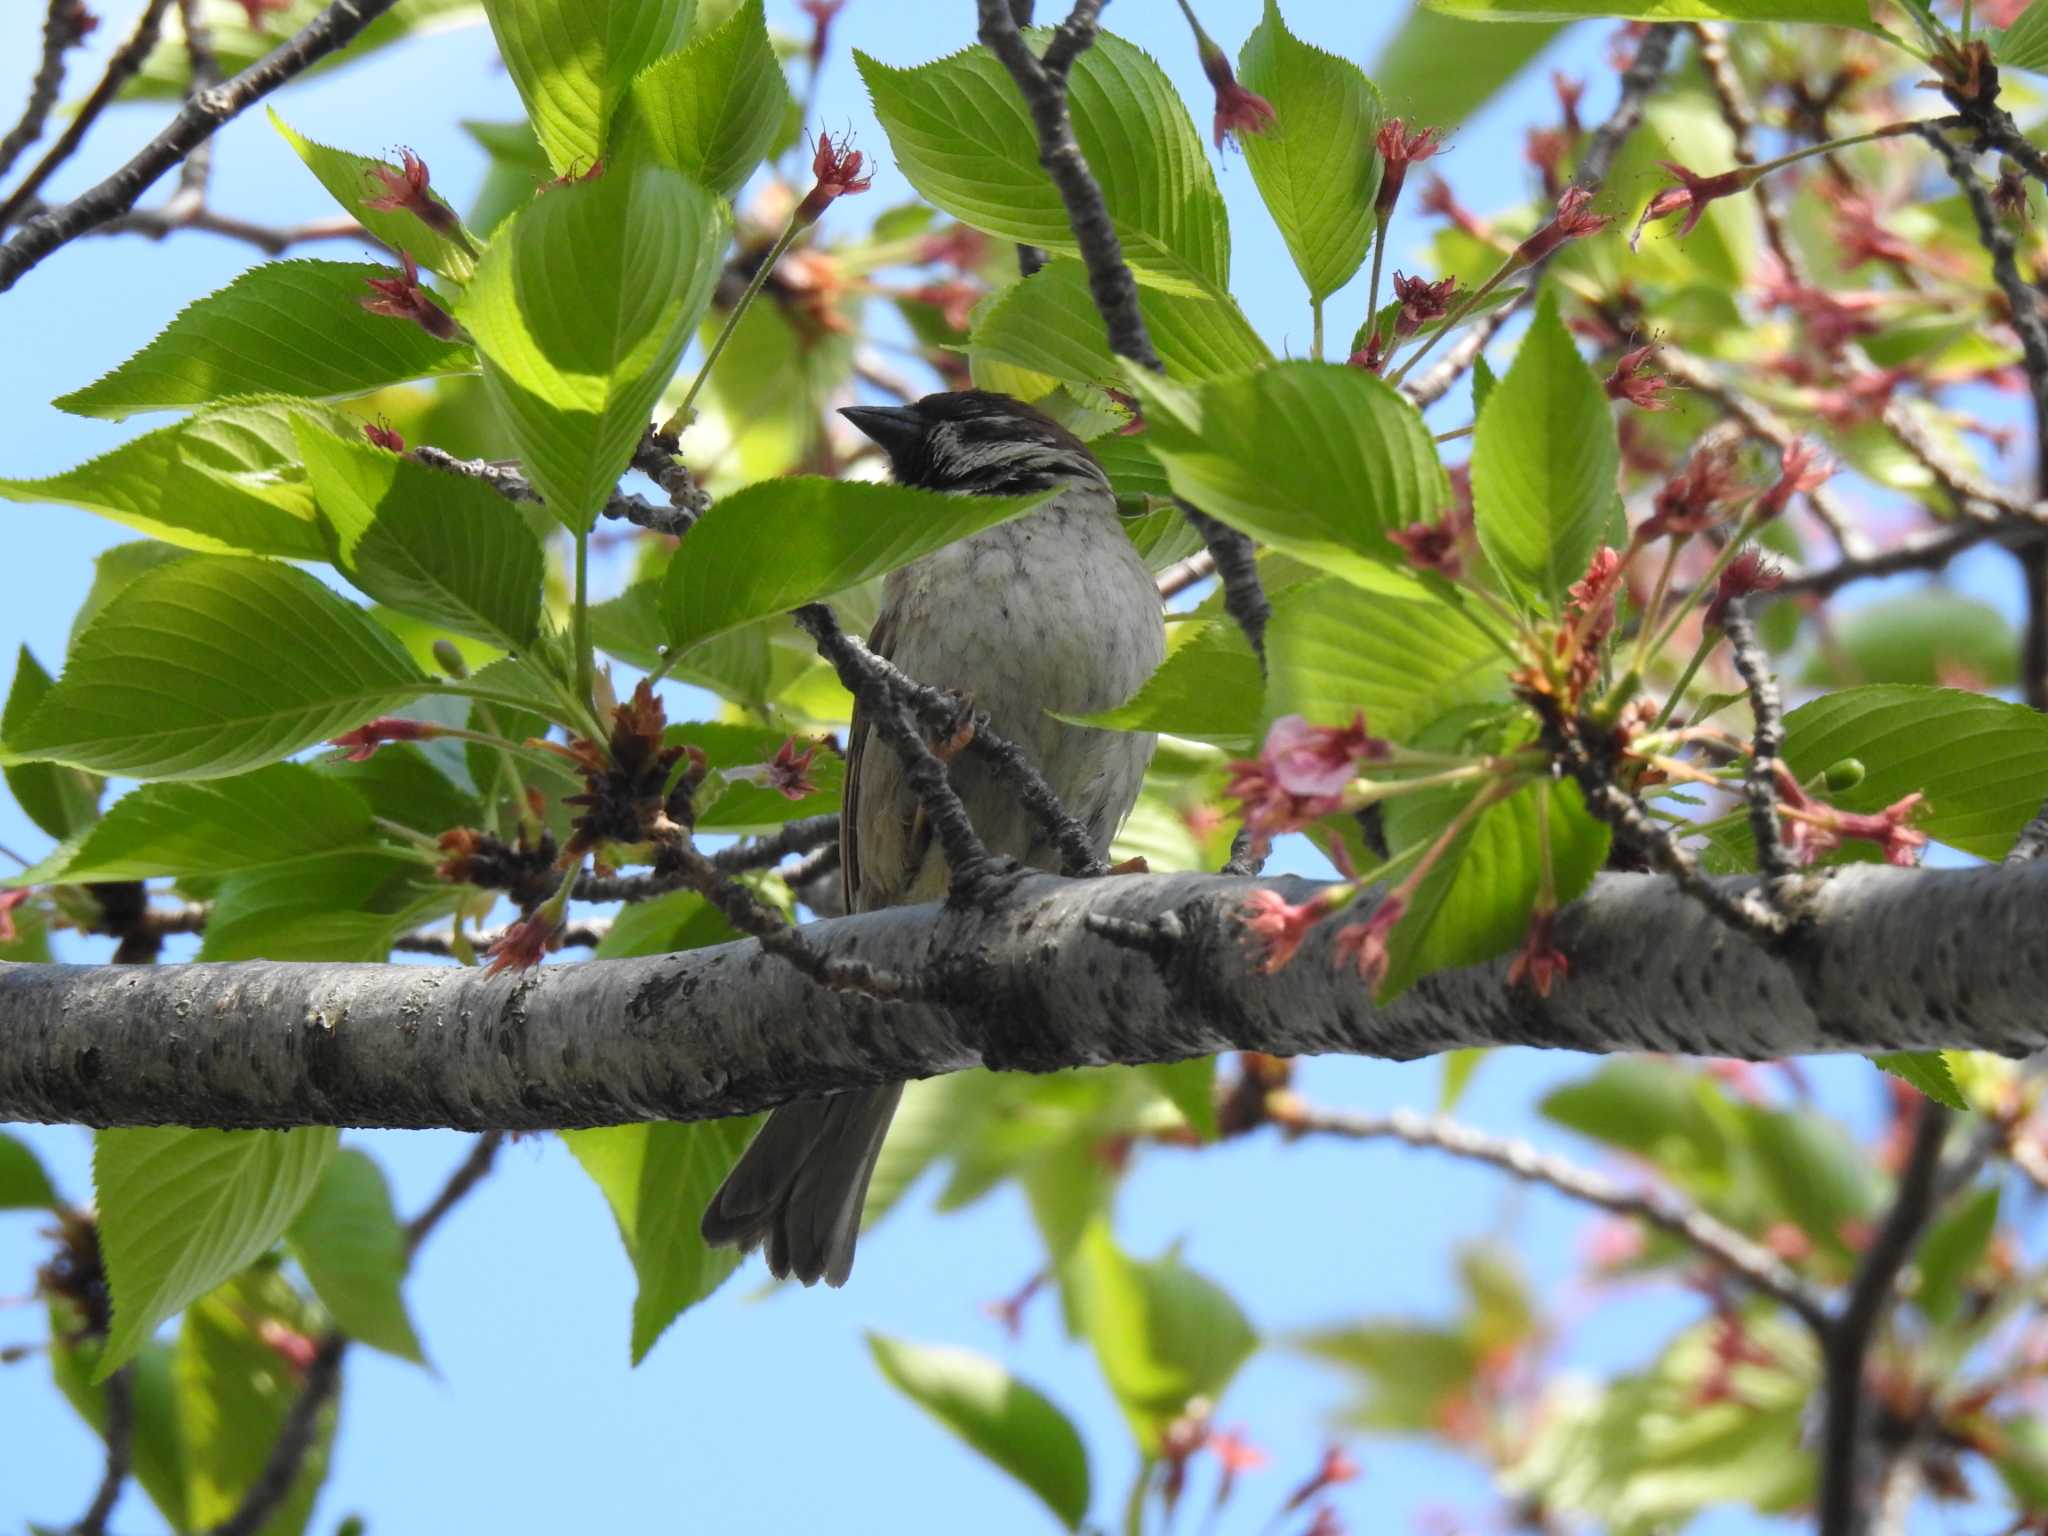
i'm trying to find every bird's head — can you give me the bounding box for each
[838,390,1109,496]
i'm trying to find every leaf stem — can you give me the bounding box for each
[573,527,593,709]
[661,216,804,437]
[1650,630,1720,732]
[1311,295,1324,361]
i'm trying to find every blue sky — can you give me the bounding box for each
[0,4,1992,1533]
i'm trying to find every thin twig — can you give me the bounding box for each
[1274,1100,1831,1331]
[793,603,1107,879]
[1689,22,1805,285]
[0,0,404,292]
[168,0,222,210]
[0,0,95,187]
[1816,1100,1952,1536]
[410,445,698,537]
[793,603,992,883]
[392,921,608,958]
[71,1364,133,1536]
[0,0,177,230]
[1155,547,1215,600]
[1722,600,1797,884]
[1404,24,1679,409]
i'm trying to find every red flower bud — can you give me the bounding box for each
[1514,185,1610,265]
[795,131,873,225]
[361,147,463,240]
[360,251,460,342]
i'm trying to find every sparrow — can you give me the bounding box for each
[699,389,1167,1286]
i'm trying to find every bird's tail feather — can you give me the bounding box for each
[699,1085,904,1287]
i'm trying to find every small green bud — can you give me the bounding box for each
[432,639,468,679]
[1822,758,1866,792]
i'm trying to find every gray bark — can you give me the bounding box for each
[1,863,2042,1131]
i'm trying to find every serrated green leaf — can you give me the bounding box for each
[69,542,194,649]
[1067,620,1261,749]
[458,164,728,531]
[1127,361,1447,589]
[287,1148,425,1363]
[1239,0,1383,305]
[1,400,349,560]
[1369,7,1560,129]
[1872,1051,1968,1111]
[1380,777,1610,998]
[1145,1057,1219,1141]
[612,0,790,199]
[1915,1183,1997,1324]
[1470,288,1618,607]
[1265,573,1505,743]
[1423,0,1874,22]
[1063,1218,1257,1452]
[660,478,1048,652]
[1438,1048,1487,1112]
[1780,685,2048,860]
[970,258,1269,395]
[593,888,740,959]
[199,851,451,962]
[1471,353,1498,414]
[176,1269,336,1535]
[1801,591,2017,688]
[54,262,471,420]
[16,764,376,884]
[5,557,427,781]
[1998,1,2048,72]
[4,647,101,842]
[269,112,479,280]
[93,1127,338,1378]
[296,423,544,649]
[868,1335,1092,1530]
[562,1118,759,1363]
[860,31,1229,293]
[483,0,695,174]
[0,1130,58,1209]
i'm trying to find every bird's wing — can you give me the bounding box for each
[838,606,934,915]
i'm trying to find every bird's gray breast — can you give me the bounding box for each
[861,484,1167,906]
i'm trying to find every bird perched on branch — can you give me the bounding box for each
[700,389,1167,1285]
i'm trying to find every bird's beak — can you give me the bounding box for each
[837,404,925,456]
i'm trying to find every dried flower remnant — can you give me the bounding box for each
[1391,271,1457,338]
[1632,159,1759,246]
[483,907,561,975]
[1756,439,1832,523]
[361,148,462,239]
[795,131,873,226]
[1605,343,1671,411]
[1374,119,1444,217]
[1506,908,1568,996]
[1704,549,1784,628]
[1514,185,1610,265]
[1241,888,1334,973]
[728,736,823,802]
[360,251,460,341]
[362,420,405,452]
[1332,895,1407,989]
[329,716,447,762]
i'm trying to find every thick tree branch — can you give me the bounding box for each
[1275,1100,1830,1330]
[1722,600,1796,885]
[4,863,2047,1131]
[0,0,402,292]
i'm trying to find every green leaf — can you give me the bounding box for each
[612,0,791,199]
[1743,1105,1880,1248]
[54,262,471,421]
[269,112,479,280]
[49,1324,192,1533]
[969,259,1269,394]
[1914,1184,1997,1324]
[0,400,346,559]
[4,647,101,842]
[1872,1051,1968,1112]
[1064,1218,1257,1452]
[1380,777,1610,998]
[1541,1059,1735,1193]
[93,1126,338,1377]
[4,556,427,780]
[1265,574,1506,743]
[1800,591,2017,689]
[660,478,1049,653]
[483,0,695,174]
[1998,1,2048,73]
[176,1269,336,1535]
[561,1118,759,1363]
[1438,1048,1487,1112]
[860,31,1230,293]
[1127,361,1447,589]
[315,742,482,838]
[1471,352,1498,415]
[868,1335,1092,1530]
[1369,7,1559,130]
[1238,1,1383,305]
[1067,620,1262,749]
[124,0,485,102]
[593,888,740,959]
[296,423,544,649]
[287,1148,425,1363]
[198,851,451,963]
[1422,0,1875,23]
[865,1071,1006,1228]
[17,764,376,884]
[457,164,728,530]
[1780,685,2048,860]
[0,1131,58,1209]
[1145,1058,1219,1141]
[1469,288,1618,607]
[1295,1320,1480,1433]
